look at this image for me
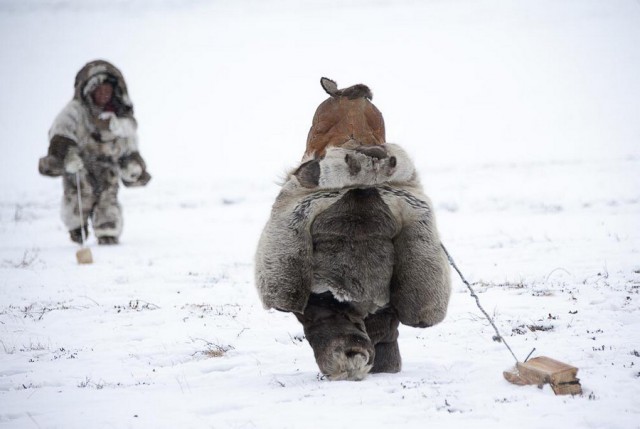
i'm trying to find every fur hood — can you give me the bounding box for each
[73,60,134,119]
[292,142,418,190]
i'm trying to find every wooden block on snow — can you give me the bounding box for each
[76,247,93,264]
[503,356,582,395]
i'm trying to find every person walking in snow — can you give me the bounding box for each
[38,60,151,245]
[255,78,451,381]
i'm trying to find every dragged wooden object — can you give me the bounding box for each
[76,247,93,264]
[503,356,582,395]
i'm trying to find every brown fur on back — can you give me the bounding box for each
[306,78,385,158]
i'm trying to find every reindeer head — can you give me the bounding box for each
[305,78,386,159]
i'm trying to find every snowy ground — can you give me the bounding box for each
[1,0,640,428]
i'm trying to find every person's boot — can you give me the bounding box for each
[365,307,402,374]
[98,236,118,245]
[69,226,88,244]
[370,341,401,374]
[296,293,374,381]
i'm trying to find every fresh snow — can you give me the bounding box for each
[1,1,639,428]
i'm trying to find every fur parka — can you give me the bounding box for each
[38,60,150,242]
[255,140,451,328]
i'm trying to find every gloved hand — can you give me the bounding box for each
[120,161,142,183]
[119,152,151,187]
[63,148,84,174]
[38,155,64,177]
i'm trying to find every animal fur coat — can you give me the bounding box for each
[38,60,151,241]
[255,139,451,328]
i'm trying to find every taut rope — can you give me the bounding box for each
[441,243,519,363]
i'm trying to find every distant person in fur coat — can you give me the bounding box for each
[38,60,151,245]
[255,78,451,380]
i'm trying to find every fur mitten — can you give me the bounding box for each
[63,147,84,174]
[119,151,151,187]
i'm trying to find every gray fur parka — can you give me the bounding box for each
[255,140,451,328]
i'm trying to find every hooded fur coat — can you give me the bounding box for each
[255,140,451,328]
[38,60,150,241]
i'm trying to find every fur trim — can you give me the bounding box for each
[82,73,109,98]
[297,143,417,190]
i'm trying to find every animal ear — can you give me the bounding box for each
[320,77,339,96]
[294,160,321,188]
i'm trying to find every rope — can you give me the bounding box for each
[76,172,87,247]
[441,243,519,363]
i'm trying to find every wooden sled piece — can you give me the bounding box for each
[76,247,93,264]
[503,356,582,395]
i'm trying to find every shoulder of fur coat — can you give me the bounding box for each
[48,100,86,143]
[47,100,139,150]
[48,103,140,160]
[255,143,451,324]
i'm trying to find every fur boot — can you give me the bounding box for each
[296,293,374,381]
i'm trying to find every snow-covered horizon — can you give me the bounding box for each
[1,1,639,427]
